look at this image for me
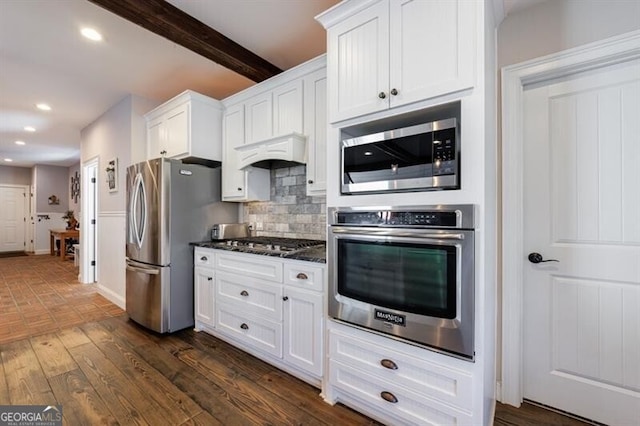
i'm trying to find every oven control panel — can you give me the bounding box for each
[335,211,458,227]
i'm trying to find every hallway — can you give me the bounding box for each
[0,254,123,344]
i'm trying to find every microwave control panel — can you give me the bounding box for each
[432,127,457,176]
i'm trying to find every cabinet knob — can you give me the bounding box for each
[240,290,249,297]
[240,323,249,330]
[200,256,208,261]
[296,272,308,280]
[237,187,242,191]
[380,391,398,404]
[207,277,212,281]
[378,92,387,99]
[283,296,289,301]
[390,88,398,96]
[160,150,167,156]
[380,359,398,370]
[308,179,314,184]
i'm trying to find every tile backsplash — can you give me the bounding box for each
[243,165,326,241]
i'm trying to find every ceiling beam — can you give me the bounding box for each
[87,0,283,82]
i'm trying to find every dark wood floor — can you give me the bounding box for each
[0,256,594,425]
[0,315,381,425]
[0,315,594,426]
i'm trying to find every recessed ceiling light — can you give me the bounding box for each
[36,103,51,111]
[4,158,13,162]
[364,151,373,156]
[15,140,26,145]
[81,27,103,42]
[24,126,36,132]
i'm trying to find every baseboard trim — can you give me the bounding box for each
[98,284,125,310]
[34,249,51,255]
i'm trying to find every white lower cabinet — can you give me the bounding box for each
[325,321,475,426]
[193,248,324,386]
[194,262,215,331]
[283,287,323,377]
[216,304,283,358]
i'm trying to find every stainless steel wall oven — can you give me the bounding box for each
[328,205,475,360]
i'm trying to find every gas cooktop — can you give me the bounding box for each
[208,237,325,255]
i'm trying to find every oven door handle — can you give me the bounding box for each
[331,227,466,240]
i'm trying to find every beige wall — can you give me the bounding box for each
[34,164,70,213]
[0,165,31,186]
[499,0,640,68]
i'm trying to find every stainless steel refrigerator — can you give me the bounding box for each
[125,158,238,333]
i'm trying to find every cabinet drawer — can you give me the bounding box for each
[194,248,214,268]
[330,360,473,426]
[216,305,282,358]
[216,271,283,321]
[283,262,324,292]
[216,251,283,282]
[330,328,472,410]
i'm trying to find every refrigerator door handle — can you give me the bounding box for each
[126,261,160,275]
[131,173,147,250]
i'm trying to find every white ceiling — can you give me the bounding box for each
[0,0,545,169]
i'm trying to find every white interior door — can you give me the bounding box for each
[522,59,640,425]
[0,186,26,252]
[81,160,98,283]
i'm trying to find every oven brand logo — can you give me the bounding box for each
[0,405,62,426]
[374,309,406,327]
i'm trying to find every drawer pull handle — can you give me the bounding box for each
[207,277,213,281]
[200,256,208,261]
[380,359,398,370]
[296,273,308,280]
[240,290,249,297]
[240,323,249,330]
[380,391,398,404]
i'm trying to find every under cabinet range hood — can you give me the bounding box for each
[235,132,307,169]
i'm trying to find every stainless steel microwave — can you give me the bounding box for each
[341,118,459,194]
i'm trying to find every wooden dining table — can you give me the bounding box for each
[49,229,80,260]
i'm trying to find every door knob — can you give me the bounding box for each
[528,252,559,264]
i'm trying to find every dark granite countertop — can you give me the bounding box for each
[190,241,326,264]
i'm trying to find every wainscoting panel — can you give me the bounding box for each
[97,211,126,308]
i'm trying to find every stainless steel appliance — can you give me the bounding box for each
[341,118,459,194]
[125,158,238,333]
[204,237,324,257]
[210,223,249,240]
[328,205,475,359]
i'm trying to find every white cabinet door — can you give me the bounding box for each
[326,0,389,123]
[389,0,475,108]
[323,0,476,123]
[245,92,273,144]
[147,117,164,159]
[222,104,247,199]
[283,287,323,377]
[304,69,327,196]
[163,102,189,158]
[222,104,270,202]
[194,266,215,329]
[273,80,303,136]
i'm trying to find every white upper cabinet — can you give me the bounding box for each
[273,80,304,136]
[245,91,274,144]
[221,55,327,199]
[304,69,328,196]
[318,0,476,123]
[221,104,270,202]
[145,90,224,161]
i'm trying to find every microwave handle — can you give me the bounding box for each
[331,227,465,240]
